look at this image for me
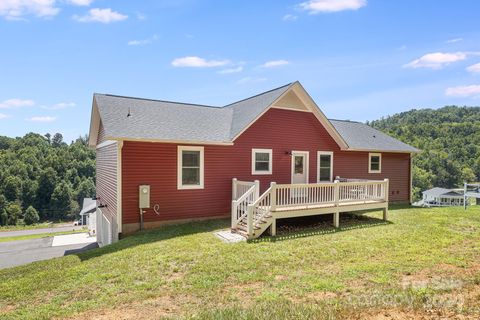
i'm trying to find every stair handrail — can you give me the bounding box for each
[247,185,273,237]
[231,180,260,228]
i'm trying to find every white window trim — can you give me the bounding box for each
[291,151,309,184]
[368,152,382,173]
[251,148,273,175]
[317,151,333,182]
[178,146,204,190]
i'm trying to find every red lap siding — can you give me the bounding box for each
[121,108,411,226]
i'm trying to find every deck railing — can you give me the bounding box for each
[231,179,259,228]
[233,179,389,238]
[232,178,259,201]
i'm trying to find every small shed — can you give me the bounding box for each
[422,187,465,207]
[80,198,97,235]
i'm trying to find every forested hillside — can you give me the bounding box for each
[0,133,95,226]
[369,106,480,200]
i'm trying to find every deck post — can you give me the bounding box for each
[333,211,339,228]
[334,180,340,207]
[232,178,238,201]
[254,180,260,200]
[231,200,237,229]
[383,178,389,221]
[270,182,277,212]
[333,180,340,228]
[270,218,276,236]
[247,204,254,239]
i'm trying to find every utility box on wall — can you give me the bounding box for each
[139,185,150,208]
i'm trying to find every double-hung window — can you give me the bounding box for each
[252,149,272,175]
[317,151,333,182]
[368,153,381,173]
[178,146,204,189]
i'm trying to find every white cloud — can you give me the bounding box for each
[128,34,159,46]
[236,77,267,85]
[42,102,75,110]
[0,113,10,120]
[67,0,93,6]
[403,52,468,69]
[446,38,462,44]
[171,56,229,68]
[299,0,367,14]
[466,63,480,74]
[445,85,480,98]
[0,0,60,20]
[27,116,57,122]
[74,8,127,23]
[283,14,298,21]
[217,66,243,74]
[0,98,35,109]
[261,60,290,68]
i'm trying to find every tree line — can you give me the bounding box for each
[0,133,95,226]
[369,106,480,200]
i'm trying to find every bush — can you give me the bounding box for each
[24,206,40,225]
[5,203,22,225]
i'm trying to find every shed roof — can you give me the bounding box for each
[89,81,418,153]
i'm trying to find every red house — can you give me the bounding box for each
[89,81,418,245]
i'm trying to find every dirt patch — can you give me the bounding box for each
[67,294,196,320]
[346,308,480,319]
[401,263,480,290]
[0,304,16,315]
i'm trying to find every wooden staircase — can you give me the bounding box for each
[232,205,273,238]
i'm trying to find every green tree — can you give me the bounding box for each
[75,178,96,205]
[36,168,57,218]
[24,206,40,225]
[50,182,73,220]
[0,195,7,226]
[4,176,22,202]
[51,133,64,147]
[5,202,22,225]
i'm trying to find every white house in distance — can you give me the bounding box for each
[80,198,96,235]
[421,187,465,207]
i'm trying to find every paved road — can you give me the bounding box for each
[0,225,85,238]
[0,236,98,269]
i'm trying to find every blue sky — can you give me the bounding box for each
[1,0,479,142]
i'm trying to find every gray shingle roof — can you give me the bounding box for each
[95,94,233,143]
[93,82,418,153]
[422,187,463,197]
[329,119,420,153]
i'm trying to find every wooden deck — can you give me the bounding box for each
[231,178,389,239]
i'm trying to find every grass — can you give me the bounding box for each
[0,229,87,243]
[0,205,479,319]
[0,222,72,232]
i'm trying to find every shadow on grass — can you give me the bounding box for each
[74,205,413,259]
[250,213,392,243]
[74,218,230,261]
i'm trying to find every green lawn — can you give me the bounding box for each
[0,229,87,243]
[0,222,72,232]
[0,205,479,319]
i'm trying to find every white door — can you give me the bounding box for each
[291,152,309,198]
[291,152,308,184]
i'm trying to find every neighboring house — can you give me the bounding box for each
[89,81,419,244]
[79,198,96,235]
[420,187,465,207]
